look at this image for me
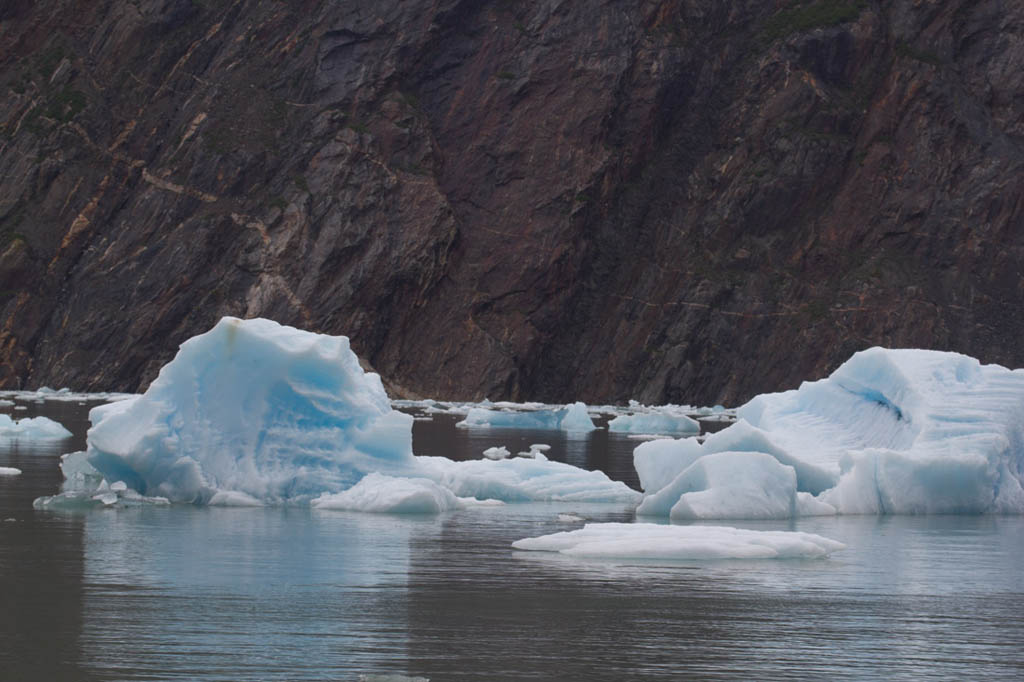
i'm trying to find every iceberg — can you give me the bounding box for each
[634,347,1024,516]
[76,317,417,504]
[38,317,634,510]
[608,412,699,435]
[0,414,72,439]
[635,451,834,519]
[512,523,845,560]
[456,401,596,432]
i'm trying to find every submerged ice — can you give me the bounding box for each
[37,317,635,510]
[635,347,1024,517]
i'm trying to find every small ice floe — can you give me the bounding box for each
[512,523,845,560]
[557,513,586,523]
[608,412,699,435]
[515,444,550,459]
[0,399,14,407]
[457,401,596,433]
[482,446,511,460]
[0,466,22,476]
[0,414,72,439]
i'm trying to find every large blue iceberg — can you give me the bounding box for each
[635,347,1024,517]
[36,318,637,510]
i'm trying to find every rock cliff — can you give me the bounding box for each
[1,0,1022,404]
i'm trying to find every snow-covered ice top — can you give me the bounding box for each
[0,414,72,439]
[512,523,845,560]
[37,317,637,510]
[456,402,596,432]
[635,347,1024,517]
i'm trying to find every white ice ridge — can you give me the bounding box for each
[0,466,22,476]
[35,318,636,510]
[0,414,72,439]
[635,347,1024,516]
[0,389,136,403]
[512,523,845,560]
[456,401,596,432]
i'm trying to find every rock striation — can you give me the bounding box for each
[1,0,1022,404]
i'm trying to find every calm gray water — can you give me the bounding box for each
[2,399,1024,681]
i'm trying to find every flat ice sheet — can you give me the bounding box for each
[512,523,845,559]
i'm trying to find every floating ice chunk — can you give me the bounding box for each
[639,347,1024,516]
[608,412,699,435]
[0,414,72,439]
[634,420,836,497]
[34,459,171,509]
[0,389,136,403]
[0,399,13,407]
[635,451,822,520]
[516,444,550,459]
[456,401,596,432]
[482,446,511,460]
[512,523,845,560]
[737,347,1024,514]
[73,317,418,504]
[13,406,27,411]
[93,492,118,506]
[311,473,467,513]
[0,466,21,476]
[419,456,641,504]
[209,490,266,507]
[557,513,586,522]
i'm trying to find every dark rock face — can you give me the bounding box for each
[1,0,1022,405]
